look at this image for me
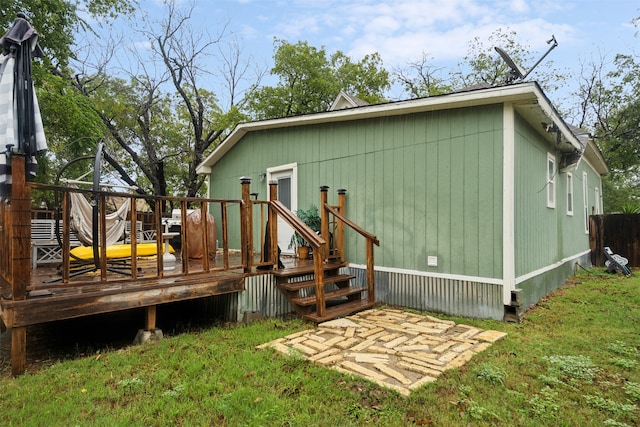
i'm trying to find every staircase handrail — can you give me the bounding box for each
[270,200,326,250]
[323,203,380,246]
[271,199,328,316]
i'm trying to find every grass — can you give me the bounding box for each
[0,268,639,426]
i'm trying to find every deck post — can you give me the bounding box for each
[10,154,30,376]
[268,181,278,267]
[154,199,164,273]
[145,306,157,331]
[366,239,375,303]
[200,203,210,271]
[240,177,251,272]
[320,186,329,263]
[337,189,346,262]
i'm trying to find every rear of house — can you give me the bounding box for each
[198,82,608,320]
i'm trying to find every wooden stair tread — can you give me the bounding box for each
[278,274,355,292]
[291,285,367,306]
[273,260,348,278]
[304,300,378,323]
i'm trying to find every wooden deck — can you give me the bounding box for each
[0,167,379,375]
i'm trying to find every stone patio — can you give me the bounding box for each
[258,308,507,396]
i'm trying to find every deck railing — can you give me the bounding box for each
[321,187,380,304]
[23,183,246,284]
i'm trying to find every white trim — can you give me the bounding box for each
[503,103,516,305]
[267,163,298,254]
[594,187,601,214]
[546,152,556,209]
[348,263,504,285]
[583,140,609,176]
[566,172,574,216]
[515,250,590,284]
[266,162,298,207]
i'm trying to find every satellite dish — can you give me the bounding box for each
[495,35,558,84]
[495,47,525,83]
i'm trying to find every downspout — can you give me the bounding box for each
[503,103,516,307]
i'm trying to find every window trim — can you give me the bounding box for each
[583,171,589,234]
[566,172,574,216]
[547,153,556,209]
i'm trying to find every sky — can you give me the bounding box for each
[130,0,639,105]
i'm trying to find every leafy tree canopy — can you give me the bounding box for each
[1,1,135,188]
[245,39,390,119]
[1,0,134,71]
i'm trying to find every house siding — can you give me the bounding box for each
[513,113,601,311]
[210,105,505,281]
[514,113,560,276]
[513,113,601,277]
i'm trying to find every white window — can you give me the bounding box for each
[566,172,573,216]
[583,172,589,234]
[595,187,601,214]
[547,153,556,208]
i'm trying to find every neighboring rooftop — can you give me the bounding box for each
[329,91,370,111]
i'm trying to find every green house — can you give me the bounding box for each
[197,82,608,320]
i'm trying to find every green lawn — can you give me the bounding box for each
[1,269,639,426]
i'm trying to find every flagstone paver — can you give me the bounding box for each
[258,308,507,396]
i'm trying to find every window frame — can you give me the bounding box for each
[566,172,574,216]
[583,171,589,234]
[546,153,556,209]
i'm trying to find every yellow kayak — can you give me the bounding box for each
[70,243,174,260]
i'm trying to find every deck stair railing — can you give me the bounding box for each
[241,179,379,322]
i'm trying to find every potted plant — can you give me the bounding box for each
[288,204,321,259]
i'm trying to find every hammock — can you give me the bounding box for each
[69,191,130,247]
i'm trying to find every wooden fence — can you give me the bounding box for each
[590,214,640,267]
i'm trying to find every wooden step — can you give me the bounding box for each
[291,285,367,306]
[277,274,355,292]
[303,299,378,323]
[272,259,348,278]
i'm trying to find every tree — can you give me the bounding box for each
[452,28,566,95]
[568,14,640,213]
[70,0,262,207]
[392,51,451,98]
[245,39,390,119]
[1,0,133,71]
[592,53,640,212]
[1,1,135,186]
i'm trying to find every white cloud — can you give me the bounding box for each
[302,0,579,67]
